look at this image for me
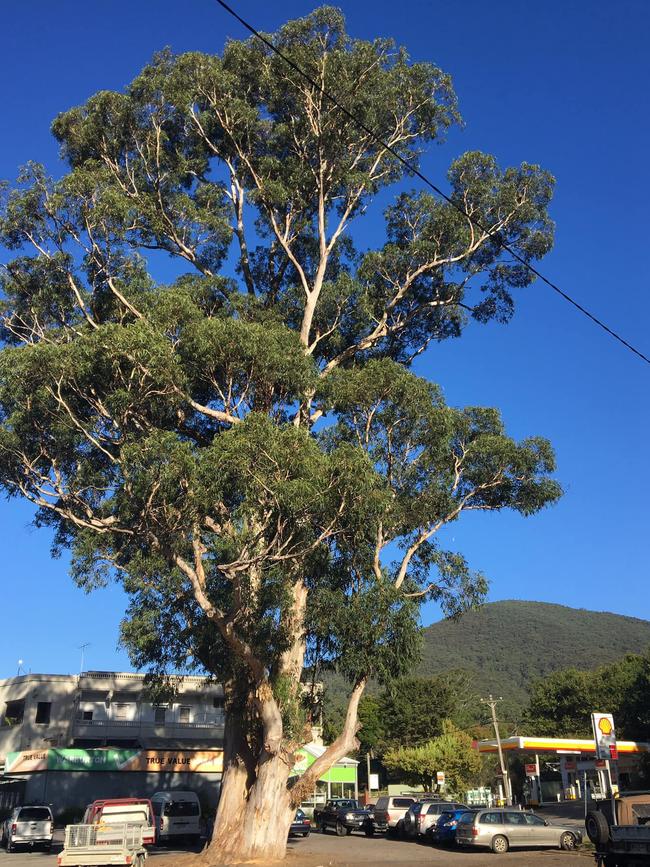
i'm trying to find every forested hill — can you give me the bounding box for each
[419,600,650,711]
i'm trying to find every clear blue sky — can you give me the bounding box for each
[1,0,649,678]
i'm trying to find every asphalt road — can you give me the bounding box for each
[283,831,591,866]
[0,839,592,867]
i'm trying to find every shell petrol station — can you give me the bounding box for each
[476,733,650,806]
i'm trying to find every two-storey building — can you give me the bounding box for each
[0,671,225,815]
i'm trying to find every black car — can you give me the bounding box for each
[313,799,373,836]
[289,809,311,837]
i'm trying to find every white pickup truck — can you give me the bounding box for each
[57,823,147,866]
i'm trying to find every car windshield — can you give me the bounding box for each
[295,810,305,819]
[18,808,50,821]
[164,801,199,816]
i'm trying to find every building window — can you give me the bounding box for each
[3,700,25,726]
[114,703,129,720]
[35,702,51,725]
[213,697,225,710]
[82,710,94,721]
[179,706,191,724]
[154,706,166,725]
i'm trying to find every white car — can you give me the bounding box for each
[2,805,54,852]
[151,790,202,843]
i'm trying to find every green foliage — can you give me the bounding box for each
[322,673,480,755]
[0,5,561,798]
[383,720,482,793]
[525,650,650,740]
[377,677,462,750]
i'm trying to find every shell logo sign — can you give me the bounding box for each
[598,717,613,736]
[592,713,617,760]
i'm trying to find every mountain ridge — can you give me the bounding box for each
[418,599,650,712]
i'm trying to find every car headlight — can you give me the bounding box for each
[345,813,354,820]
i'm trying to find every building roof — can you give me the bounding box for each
[300,741,359,766]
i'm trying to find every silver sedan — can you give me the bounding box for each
[455,808,582,853]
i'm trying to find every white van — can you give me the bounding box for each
[151,791,201,843]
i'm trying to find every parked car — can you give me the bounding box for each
[1,805,54,852]
[430,808,475,845]
[82,798,156,846]
[422,801,469,839]
[455,808,583,853]
[151,791,201,843]
[403,799,469,839]
[313,799,372,836]
[289,809,311,837]
[371,795,417,835]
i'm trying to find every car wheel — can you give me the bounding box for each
[397,819,405,838]
[335,821,348,837]
[317,820,326,833]
[302,830,310,837]
[491,834,509,854]
[364,824,374,837]
[586,810,610,846]
[560,831,577,851]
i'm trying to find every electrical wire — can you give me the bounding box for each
[214,0,650,366]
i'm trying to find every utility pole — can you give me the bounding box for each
[481,694,512,806]
[366,752,372,799]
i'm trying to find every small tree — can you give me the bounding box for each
[0,7,561,860]
[383,721,482,794]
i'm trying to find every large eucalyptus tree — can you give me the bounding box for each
[0,7,561,860]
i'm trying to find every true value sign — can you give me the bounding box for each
[591,713,618,761]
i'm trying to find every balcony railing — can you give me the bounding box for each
[73,719,223,729]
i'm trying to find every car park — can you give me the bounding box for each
[1,804,54,852]
[290,809,311,837]
[455,808,582,853]
[371,795,417,835]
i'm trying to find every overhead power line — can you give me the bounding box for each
[215,0,650,367]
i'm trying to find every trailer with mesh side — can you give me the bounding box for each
[57,822,147,866]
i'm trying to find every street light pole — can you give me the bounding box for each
[481,694,512,806]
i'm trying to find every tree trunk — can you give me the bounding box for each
[208,706,254,858]
[205,753,293,863]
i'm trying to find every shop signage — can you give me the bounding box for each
[524,763,537,777]
[436,771,445,785]
[591,713,617,761]
[5,748,223,774]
